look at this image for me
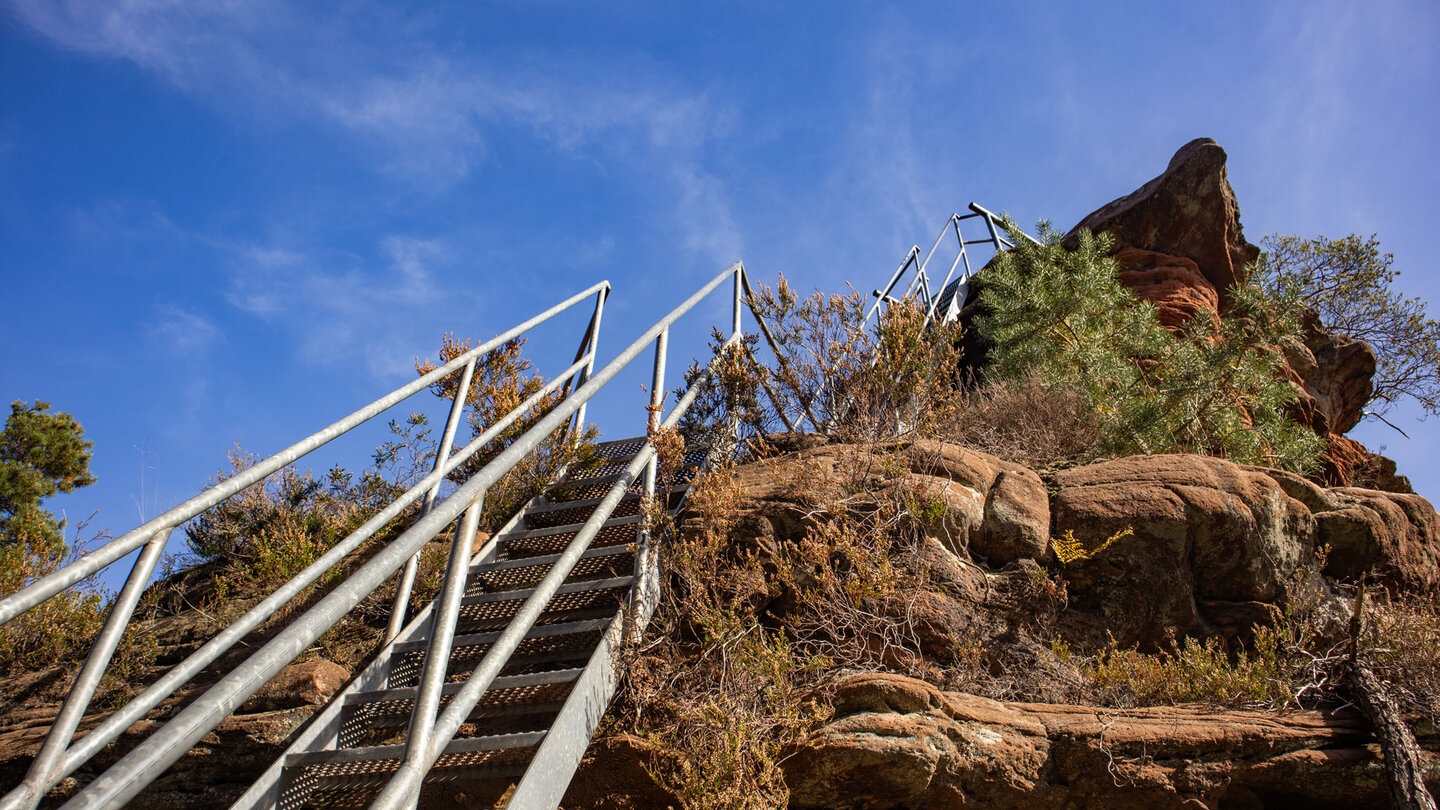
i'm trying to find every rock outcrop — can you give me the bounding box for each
[1051,454,1317,649]
[1066,138,1258,307]
[784,672,1438,810]
[716,437,1052,567]
[1058,138,1384,487]
[1051,453,1440,649]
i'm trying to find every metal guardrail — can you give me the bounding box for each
[0,261,776,810]
[2,212,1018,807]
[0,282,611,810]
[862,202,1040,329]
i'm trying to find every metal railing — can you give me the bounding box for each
[0,216,1025,806]
[862,202,1040,329]
[0,281,611,810]
[0,261,777,810]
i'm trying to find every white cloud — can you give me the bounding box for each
[222,232,459,379]
[10,1,734,187]
[148,304,222,354]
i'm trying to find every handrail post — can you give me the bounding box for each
[7,528,171,810]
[572,286,608,435]
[630,326,668,644]
[732,267,742,339]
[396,489,485,797]
[385,356,478,643]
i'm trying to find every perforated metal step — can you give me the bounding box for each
[282,732,544,809]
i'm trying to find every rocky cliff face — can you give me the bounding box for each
[564,436,1440,809]
[786,672,1433,810]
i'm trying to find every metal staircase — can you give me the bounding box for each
[0,264,751,810]
[240,437,708,810]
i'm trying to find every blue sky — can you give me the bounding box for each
[2,1,1438,574]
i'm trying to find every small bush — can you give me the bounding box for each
[692,277,966,444]
[615,452,966,809]
[1085,627,1297,708]
[417,334,598,531]
[938,372,1099,468]
[184,445,410,594]
[1363,590,1440,718]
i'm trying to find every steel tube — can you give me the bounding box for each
[400,491,484,767]
[61,267,738,810]
[572,288,607,434]
[732,269,742,338]
[862,248,917,326]
[968,202,1041,247]
[644,327,668,495]
[385,356,478,643]
[3,528,171,810]
[46,354,590,803]
[0,282,611,628]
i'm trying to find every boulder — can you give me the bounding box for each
[241,658,350,712]
[784,672,1435,810]
[1291,310,1376,437]
[1051,454,1316,649]
[1315,488,1440,590]
[713,438,1051,567]
[1066,138,1259,307]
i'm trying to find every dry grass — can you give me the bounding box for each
[614,457,956,809]
[939,372,1101,469]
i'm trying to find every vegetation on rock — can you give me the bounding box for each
[979,220,1325,473]
[1259,231,1440,421]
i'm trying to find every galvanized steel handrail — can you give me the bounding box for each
[862,201,1038,329]
[0,281,609,810]
[54,264,745,810]
[0,281,611,627]
[367,262,745,809]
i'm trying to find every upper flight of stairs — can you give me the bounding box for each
[268,435,706,810]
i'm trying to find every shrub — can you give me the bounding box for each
[977,220,1323,473]
[1085,627,1297,708]
[416,334,598,530]
[936,372,1099,468]
[1259,232,1440,420]
[696,277,966,444]
[617,455,957,809]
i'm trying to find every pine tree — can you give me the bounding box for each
[976,221,1323,473]
[0,400,96,557]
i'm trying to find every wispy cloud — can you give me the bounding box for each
[223,232,461,378]
[10,1,734,186]
[147,304,222,355]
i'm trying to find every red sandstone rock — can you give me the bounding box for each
[1050,454,1316,649]
[1112,248,1220,330]
[1066,138,1259,306]
[783,672,1436,810]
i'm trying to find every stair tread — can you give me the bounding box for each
[461,575,634,606]
[470,544,630,575]
[501,512,642,542]
[528,484,687,515]
[286,730,545,769]
[391,617,612,655]
[347,668,583,707]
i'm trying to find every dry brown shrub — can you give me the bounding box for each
[417,333,599,531]
[939,372,1099,468]
[614,461,953,809]
[732,277,966,443]
[1364,590,1440,720]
